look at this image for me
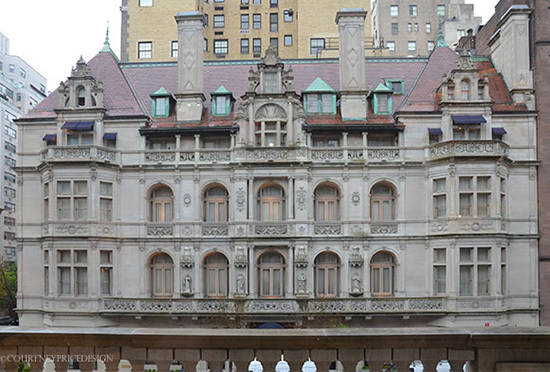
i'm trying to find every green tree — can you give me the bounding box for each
[0,262,17,319]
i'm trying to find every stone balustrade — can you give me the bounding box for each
[427,140,508,160]
[41,146,119,163]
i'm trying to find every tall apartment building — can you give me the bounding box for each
[372,0,481,56]
[120,0,374,62]
[15,8,538,329]
[0,31,47,262]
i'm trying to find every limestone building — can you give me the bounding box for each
[120,0,377,62]
[15,8,538,328]
[0,31,47,262]
[372,0,481,56]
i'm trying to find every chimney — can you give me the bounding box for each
[175,11,205,122]
[336,8,368,121]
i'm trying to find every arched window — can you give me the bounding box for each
[371,183,395,221]
[371,251,395,297]
[149,186,173,222]
[315,252,339,297]
[259,252,284,297]
[204,186,228,222]
[150,253,174,297]
[314,184,340,221]
[258,184,285,221]
[204,253,228,297]
[77,86,86,106]
[460,79,471,100]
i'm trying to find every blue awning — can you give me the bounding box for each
[42,134,57,141]
[62,121,94,130]
[492,127,507,135]
[428,128,443,135]
[452,115,487,125]
[103,132,117,140]
[258,322,284,329]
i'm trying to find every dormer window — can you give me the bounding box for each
[77,87,86,106]
[372,83,393,115]
[150,87,172,118]
[62,121,94,146]
[452,115,486,140]
[384,79,405,95]
[460,79,471,100]
[210,86,233,116]
[264,72,278,94]
[303,78,336,115]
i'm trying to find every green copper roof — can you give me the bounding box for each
[437,21,447,47]
[304,77,336,92]
[150,87,171,97]
[101,26,111,53]
[210,85,232,95]
[373,83,393,93]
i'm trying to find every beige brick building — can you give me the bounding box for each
[120,0,376,62]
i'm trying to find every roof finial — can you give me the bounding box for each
[437,20,447,47]
[101,23,111,52]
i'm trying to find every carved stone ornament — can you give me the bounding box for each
[236,187,246,212]
[255,103,287,121]
[183,194,192,207]
[181,246,194,268]
[455,50,475,70]
[296,187,307,211]
[351,192,361,206]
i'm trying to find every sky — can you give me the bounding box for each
[1,0,500,94]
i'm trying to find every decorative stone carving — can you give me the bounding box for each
[347,149,364,160]
[351,192,361,206]
[255,224,288,236]
[182,225,194,236]
[370,223,398,234]
[236,273,246,293]
[370,299,405,311]
[350,273,363,295]
[308,300,346,312]
[202,225,229,236]
[367,148,400,160]
[457,300,493,310]
[182,274,193,296]
[175,301,193,311]
[145,151,176,163]
[295,245,308,267]
[350,300,367,311]
[255,104,287,120]
[297,273,307,294]
[311,149,344,161]
[236,187,246,212]
[235,246,248,267]
[197,300,233,312]
[198,151,231,162]
[314,224,342,235]
[183,193,192,207]
[296,187,307,211]
[431,222,449,233]
[147,225,173,236]
[103,299,137,311]
[458,220,494,232]
[180,151,196,162]
[409,299,443,310]
[141,300,173,311]
[55,225,90,235]
[245,300,297,312]
[181,246,194,268]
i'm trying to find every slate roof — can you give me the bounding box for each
[20,45,524,125]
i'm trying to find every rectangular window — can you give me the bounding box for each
[253,0,261,3]
[4,141,16,154]
[214,39,228,54]
[20,68,26,79]
[8,64,15,73]
[139,0,153,6]
[57,180,88,220]
[4,125,16,138]
[270,38,278,53]
[241,14,249,29]
[204,14,209,27]
[457,29,466,39]
[138,42,152,59]
[310,38,325,56]
[253,13,261,29]
[459,247,492,296]
[44,182,49,220]
[241,38,250,54]
[391,23,398,35]
[284,35,293,46]
[433,178,447,218]
[171,41,178,58]
[426,23,432,33]
[500,177,506,217]
[4,217,15,227]
[407,23,412,32]
[253,38,262,54]
[270,0,277,8]
[100,250,113,296]
[204,38,208,52]
[407,41,416,54]
[390,5,398,17]
[414,23,419,32]
[4,157,16,167]
[284,10,293,22]
[4,172,15,184]
[437,5,445,17]
[306,94,334,114]
[100,182,113,221]
[433,248,446,294]
[57,249,88,296]
[377,94,389,112]
[4,202,15,213]
[4,187,15,198]
[459,176,491,217]
[501,247,507,294]
[428,41,435,52]
[214,14,225,28]
[387,41,395,52]
[409,5,418,17]
[270,13,278,32]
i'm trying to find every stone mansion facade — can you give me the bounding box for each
[15,8,538,328]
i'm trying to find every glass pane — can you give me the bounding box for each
[372,268,380,293]
[219,202,227,221]
[67,134,79,145]
[477,194,489,216]
[165,269,172,293]
[60,267,71,295]
[261,202,270,220]
[57,181,71,194]
[155,269,162,293]
[219,268,227,294]
[208,269,216,294]
[459,194,472,216]
[100,182,112,196]
[316,201,325,221]
[477,266,490,295]
[460,248,472,262]
[82,134,93,145]
[434,266,446,294]
[262,269,270,295]
[307,94,319,113]
[382,268,390,293]
[459,266,472,295]
[207,203,216,222]
[272,202,281,220]
[101,268,111,295]
[382,201,390,220]
[58,198,70,219]
[459,177,472,190]
[317,269,325,294]
[328,268,336,294]
[327,201,335,220]
[74,198,88,220]
[373,201,380,220]
[76,268,87,295]
[478,247,490,261]
[165,203,172,221]
[321,94,333,113]
[273,269,281,295]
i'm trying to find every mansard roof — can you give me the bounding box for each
[20,46,523,124]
